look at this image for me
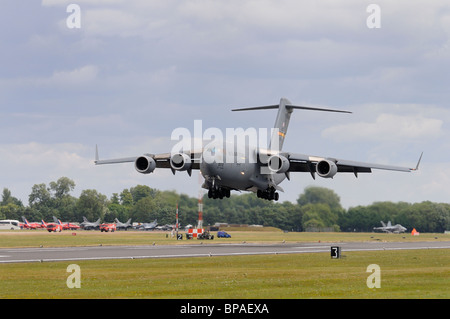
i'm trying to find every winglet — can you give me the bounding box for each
[411,152,423,171]
[95,145,99,164]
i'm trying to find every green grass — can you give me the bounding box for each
[0,229,448,248]
[0,249,448,299]
[0,230,448,299]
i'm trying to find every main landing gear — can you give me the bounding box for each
[208,187,231,199]
[257,187,279,201]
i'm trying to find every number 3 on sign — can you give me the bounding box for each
[331,246,341,259]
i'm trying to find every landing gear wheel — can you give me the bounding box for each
[256,188,279,201]
[208,187,230,200]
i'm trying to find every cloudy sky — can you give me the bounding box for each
[1,0,449,208]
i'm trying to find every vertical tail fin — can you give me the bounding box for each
[270,98,293,151]
[232,98,351,151]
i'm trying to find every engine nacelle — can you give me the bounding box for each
[316,159,338,178]
[170,153,192,171]
[267,155,290,174]
[135,156,156,174]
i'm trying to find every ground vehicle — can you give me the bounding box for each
[100,223,116,232]
[217,231,231,238]
[47,223,62,232]
[0,220,21,230]
[197,230,214,240]
[62,222,81,230]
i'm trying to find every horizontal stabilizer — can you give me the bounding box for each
[286,105,352,114]
[232,105,279,112]
[232,98,351,151]
[232,104,352,114]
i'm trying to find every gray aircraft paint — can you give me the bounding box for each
[95,98,421,201]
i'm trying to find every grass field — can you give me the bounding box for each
[0,229,448,248]
[0,230,448,299]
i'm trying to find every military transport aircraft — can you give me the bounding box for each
[95,98,422,201]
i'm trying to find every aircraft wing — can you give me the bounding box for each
[94,156,137,165]
[94,146,202,170]
[284,152,422,178]
[94,152,174,168]
[94,145,137,165]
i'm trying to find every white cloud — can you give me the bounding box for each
[46,65,99,86]
[0,65,99,91]
[0,142,91,173]
[41,0,123,6]
[0,142,91,202]
[0,0,447,209]
[82,8,146,38]
[322,112,444,143]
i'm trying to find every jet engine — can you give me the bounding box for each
[316,159,338,178]
[267,154,290,174]
[135,156,156,174]
[170,153,192,171]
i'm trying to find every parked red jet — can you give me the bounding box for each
[41,219,62,232]
[21,216,45,229]
[52,216,80,230]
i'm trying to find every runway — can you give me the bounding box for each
[0,241,449,263]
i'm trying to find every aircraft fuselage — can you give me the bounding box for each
[199,142,286,200]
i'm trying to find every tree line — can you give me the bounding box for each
[1,177,449,233]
